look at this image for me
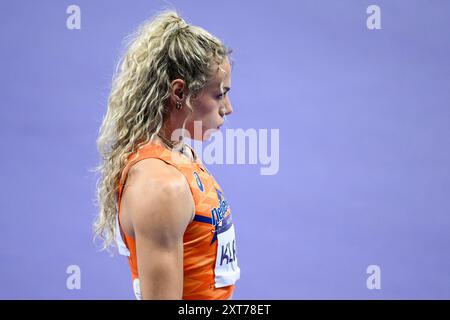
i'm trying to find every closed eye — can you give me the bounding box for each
[216,88,230,99]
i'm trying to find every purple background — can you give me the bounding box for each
[1,0,449,299]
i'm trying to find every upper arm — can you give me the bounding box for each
[122,159,195,299]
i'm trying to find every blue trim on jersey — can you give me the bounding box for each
[193,214,213,225]
[193,171,204,192]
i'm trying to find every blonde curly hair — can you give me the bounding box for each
[93,9,232,250]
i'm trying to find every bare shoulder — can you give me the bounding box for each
[120,158,195,243]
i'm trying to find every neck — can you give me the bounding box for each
[154,113,198,161]
[154,128,196,162]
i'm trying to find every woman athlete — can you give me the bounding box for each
[94,10,240,300]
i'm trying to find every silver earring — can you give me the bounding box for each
[176,100,183,110]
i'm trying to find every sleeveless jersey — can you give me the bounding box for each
[116,141,240,300]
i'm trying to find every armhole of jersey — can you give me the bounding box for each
[115,214,130,256]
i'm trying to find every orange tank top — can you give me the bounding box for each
[116,141,240,300]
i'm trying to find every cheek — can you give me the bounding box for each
[185,99,220,141]
[192,97,220,120]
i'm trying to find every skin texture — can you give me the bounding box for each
[120,58,234,299]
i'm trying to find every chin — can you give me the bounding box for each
[202,127,220,141]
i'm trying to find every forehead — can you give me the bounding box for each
[209,59,231,88]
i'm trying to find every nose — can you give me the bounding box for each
[223,100,233,116]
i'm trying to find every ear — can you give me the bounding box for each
[170,79,185,104]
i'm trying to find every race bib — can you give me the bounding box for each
[214,213,241,288]
[133,278,142,300]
